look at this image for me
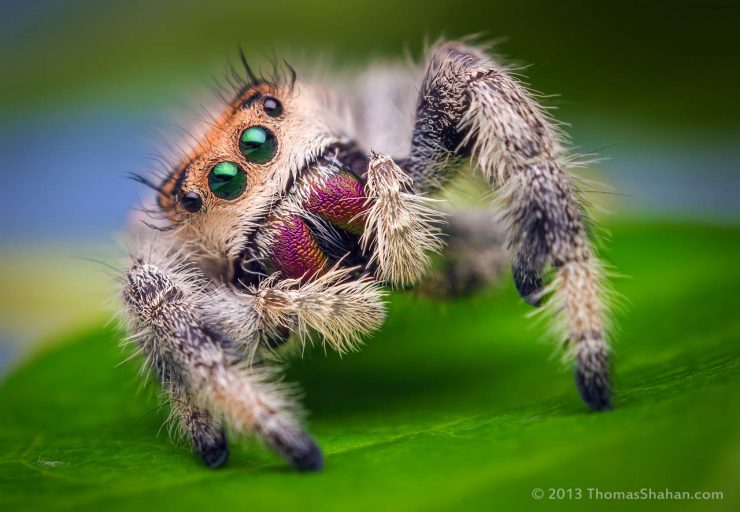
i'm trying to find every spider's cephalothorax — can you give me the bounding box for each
[122,40,613,471]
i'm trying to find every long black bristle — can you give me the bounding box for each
[128,172,162,193]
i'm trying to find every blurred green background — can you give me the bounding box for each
[0,0,738,510]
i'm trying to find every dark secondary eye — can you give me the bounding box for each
[239,126,277,164]
[208,161,247,200]
[179,191,203,212]
[262,97,283,117]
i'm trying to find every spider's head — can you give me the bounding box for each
[157,78,341,280]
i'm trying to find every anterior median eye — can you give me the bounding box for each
[208,161,247,200]
[239,126,277,164]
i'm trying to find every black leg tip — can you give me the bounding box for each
[200,439,229,469]
[512,261,544,307]
[290,435,324,472]
[575,368,612,411]
[270,430,324,472]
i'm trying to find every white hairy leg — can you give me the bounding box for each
[251,265,387,353]
[360,153,444,288]
[401,40,612,410]
[121,239,323,470]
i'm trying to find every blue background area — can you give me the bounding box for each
[0,108,153,241]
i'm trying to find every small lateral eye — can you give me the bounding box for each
[208,161,247,200]
[239,126,277,164]
[262,97,283,117]
[179,191,203,212]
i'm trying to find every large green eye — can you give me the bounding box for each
[208,161,247,200]
[239,126,277,164]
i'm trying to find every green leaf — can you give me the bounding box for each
[2,223,739,511]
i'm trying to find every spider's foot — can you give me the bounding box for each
[576,371,612,411]
[575,354,612,411]
[269,429,324,472]
[291,435,324,472]
[198,436,230,469]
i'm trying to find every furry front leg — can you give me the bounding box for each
[122,257,323,471]
[360,153,444,288]
[464,61,612,411]
[406,40,612,410]
[502,165,611,410]
[169,384,229,468]
[253,265,387,353]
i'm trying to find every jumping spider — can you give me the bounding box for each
[122,40,612,471]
